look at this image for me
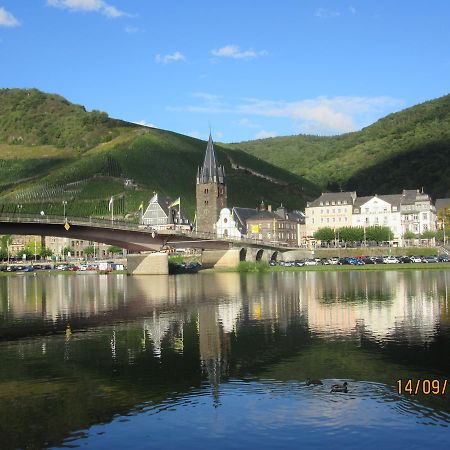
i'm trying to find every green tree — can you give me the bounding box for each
[84,245,95,256]
[313,227,335,243]
[39,247,53,258]
[365,225,392,243]
[0,248,7,260]
[338,226,364,244]
[16,249,32,260]
[62,247,74,256]
[107,245,123,255]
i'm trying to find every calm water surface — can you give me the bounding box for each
[1,270,450,449]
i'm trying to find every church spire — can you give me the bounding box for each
[198,134,225,184]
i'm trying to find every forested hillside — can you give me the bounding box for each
[231,94,450,199]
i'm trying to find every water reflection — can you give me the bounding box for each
[0,270,449,449]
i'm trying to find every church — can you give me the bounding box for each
[196,134,227,234]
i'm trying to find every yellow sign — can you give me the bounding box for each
[64,222,70,231]
[250,224,259,234]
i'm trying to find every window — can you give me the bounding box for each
[325,201,329,206]
[354,208,359,213]
[337,201,341,205]
[204,188,209,194]
[343,201,347,205]
[393,206,397,211]
[320,202,323,206]
[204,200,208,205]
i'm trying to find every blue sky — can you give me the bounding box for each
[0,1,449,142]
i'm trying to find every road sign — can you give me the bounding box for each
[64,222,70,231]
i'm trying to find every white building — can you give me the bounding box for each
[400,189,436,235]
[216,208,242,239]
[352,194,402,243]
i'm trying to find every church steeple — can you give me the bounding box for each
[195,134,227,233]
[198,134,225,184]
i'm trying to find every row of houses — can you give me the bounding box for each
[305,189,438,245]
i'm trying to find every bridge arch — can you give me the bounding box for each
[256,249,264,261]
[270,251,278,261]
[239,248,247,261]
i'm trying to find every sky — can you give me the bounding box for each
[0,0,449,142]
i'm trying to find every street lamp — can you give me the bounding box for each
[17,204,23,219]
[63,201,67,221]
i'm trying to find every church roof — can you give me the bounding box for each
[197,134,225,184]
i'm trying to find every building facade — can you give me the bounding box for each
[142,193,190,230]
[305,189,437,245]
[196,135,227,234]
[305,192,356,237]
[246,205,302,247]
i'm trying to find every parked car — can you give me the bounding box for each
[438,255,449,262]
[328,257,340,265]
[295,260,305,267]
[399,256,412,263]
[304,259,319,266]
[383,256,399,264]
[269,260,277,266]
[410,256,422,263]
[422,256,438,263]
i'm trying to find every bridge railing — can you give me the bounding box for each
[0,213,297,250]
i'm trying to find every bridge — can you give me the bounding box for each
[0,214,309,274]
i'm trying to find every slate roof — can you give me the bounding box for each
[232,207,258,232]
[307,192,356,207]
[246,210,280,221]
[143,193,190,224]
[197,134,225,184]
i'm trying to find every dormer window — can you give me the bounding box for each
[354,208,359,213]
[325,201,329,205]
[343,201,347,205]
[320,202,323,206]
[332,201,335,205]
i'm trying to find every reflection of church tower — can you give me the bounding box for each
[198,304,230,407]
[196,134,227,234]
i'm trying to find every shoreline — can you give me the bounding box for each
[201,262,450,274]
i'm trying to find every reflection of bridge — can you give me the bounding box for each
[0,214,308,273]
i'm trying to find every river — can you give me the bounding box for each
[1,270,449,449]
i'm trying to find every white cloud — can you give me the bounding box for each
[349,6,357,14]
[155,51,186,64]
[255,130,278,139]
[211,44,267,60]
[0,7,20,27]
[134,120,155,128]
[315,8,341,18]
[47,0,128,18]
[168,95,403,135]
[125,25,140,33]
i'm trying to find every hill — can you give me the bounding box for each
[0,89,318,220]
[230,94,450,199]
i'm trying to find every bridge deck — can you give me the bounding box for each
[0,214,298,251]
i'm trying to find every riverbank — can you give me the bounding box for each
[202,261,450,273]
[0,270,127,276]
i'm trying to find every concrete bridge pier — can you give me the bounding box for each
[202,249,240,269]
[127,252,169,275]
